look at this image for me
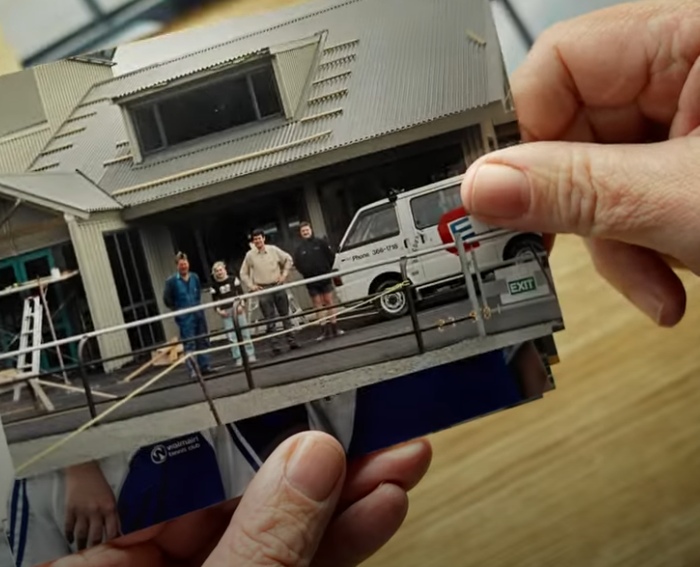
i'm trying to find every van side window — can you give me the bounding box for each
[410,185,462,230]
[342,204,399,250]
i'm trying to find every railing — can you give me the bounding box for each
[0,229,556,431]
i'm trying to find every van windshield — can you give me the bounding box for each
[340,204,399,251]
[410,184,462,230]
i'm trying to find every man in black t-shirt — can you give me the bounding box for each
[210,261,256,366]
[293,222,344,341]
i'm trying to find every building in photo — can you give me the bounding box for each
[0,0,521,374]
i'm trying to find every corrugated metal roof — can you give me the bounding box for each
[36,0,506,209]
[0,172,122,213]
[0,128,52,174]
[87,48,271,103]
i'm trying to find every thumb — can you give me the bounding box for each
[460,137,700,273]
[203,431,346,567]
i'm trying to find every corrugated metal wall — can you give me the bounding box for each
[33,59,113,135]
[0,60,112,174]
[0,127,51,173]
[275,40,321,118]
[67,212,132,373]
[0,200,69,258]
[139,224,179,340]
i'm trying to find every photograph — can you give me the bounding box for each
[0,0,564,479]
[4,337,556,567]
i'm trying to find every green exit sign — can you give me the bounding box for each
[508,276,537,295]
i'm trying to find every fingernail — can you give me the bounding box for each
[628,289,665,325]
[466,163,531,218]
[286,435,344,502]
[385,440,425,460]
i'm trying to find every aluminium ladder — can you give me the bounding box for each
[14,296,54,411]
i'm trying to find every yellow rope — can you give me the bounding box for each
[15,281,410,475]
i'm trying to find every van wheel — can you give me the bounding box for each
[375,278,409,319]
[504,235,546,262]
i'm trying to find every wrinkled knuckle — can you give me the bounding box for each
[555,147,599,235]
[559,147,640,237]
[234,500,316,567]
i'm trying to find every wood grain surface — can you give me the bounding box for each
[366,234,700,567]
[167,4,700,565]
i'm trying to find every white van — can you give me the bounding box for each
[331,174,544,319]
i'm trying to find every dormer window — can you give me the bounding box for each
[128,62,283,155]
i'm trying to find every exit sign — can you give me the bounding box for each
[508,276,537,295]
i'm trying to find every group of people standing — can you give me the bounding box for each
[162,222,342,377]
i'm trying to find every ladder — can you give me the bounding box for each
[14,296,54,411]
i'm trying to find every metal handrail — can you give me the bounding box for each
[0,245,547,390]
[0,271,456,392]
[0,228,512,362]
[3,242,556,432]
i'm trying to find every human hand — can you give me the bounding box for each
[64,461,120,551]
[461,0,700,327]
[48,432,432,567]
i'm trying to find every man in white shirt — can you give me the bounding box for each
[239,229,299,356]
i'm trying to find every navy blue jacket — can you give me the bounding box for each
[163,272,205,323]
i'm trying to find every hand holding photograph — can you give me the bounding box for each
[0,0,565,564]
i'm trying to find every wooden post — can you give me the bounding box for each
[37,278,70,385]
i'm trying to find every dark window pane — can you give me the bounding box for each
[126,230,158,302]
[105,229,164,353]
[132,106,163,153]
[23,256,50,280]
[117,232,142,304]
[250,68,282,117]
[410,184,462,230]
[159,75,256,146]
[227,76,258,126]
[342,205,399,250]
[105,235,130,306]
[135,305,147,321]
[127,326,141,352]
[147,304,165,344]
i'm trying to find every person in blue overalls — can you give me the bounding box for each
[163,252,213,378]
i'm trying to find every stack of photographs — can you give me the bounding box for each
[0,0,564,565]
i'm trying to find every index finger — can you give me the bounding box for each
[512,0,700,143]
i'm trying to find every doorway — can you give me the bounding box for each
[170,187,308,284]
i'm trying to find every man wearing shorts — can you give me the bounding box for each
[293,222,343,341]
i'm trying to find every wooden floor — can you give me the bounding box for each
[5,3,700,565]
[367,235,700,567]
